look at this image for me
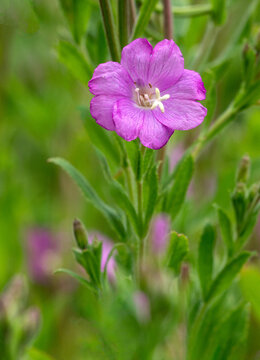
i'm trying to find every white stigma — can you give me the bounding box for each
[150,88,170,113]
[135,86,170,113]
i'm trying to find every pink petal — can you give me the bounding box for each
[165,69,206,101]
[113,98,144,141]
[154,99,207,130]
[88,62,133,96]
[90,95,121,131]
[148,39,184,92]
[121,38,153,85]
[139,110,174,149]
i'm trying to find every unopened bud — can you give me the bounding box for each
[248,182,260,205]
[236,155,250,184]
[231,182,247,226]
[73,219,88,250]
[21,307,41,346]
[0,275,28,319]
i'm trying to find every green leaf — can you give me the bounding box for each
[143,165,158,229]
[206,251,251,302]
[166,154,194,220]
[166,231,189,275]
[131,0,159,39]
[96,150,141,236]
[124,140,140,178]
[198,224,215,300]
[80,107,120,167]
[49,157,126,239]
[240,265,260,322]
[26,348,55,360]
[58,0,91,43]
[57,40,92,84]
[204,303,249,360]
[217,207,234,257]
[141,148,155,179]
[54,268,97,293]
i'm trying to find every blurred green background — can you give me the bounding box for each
[0,0,259,358]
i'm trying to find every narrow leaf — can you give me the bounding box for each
[206,251,251,302]
[166,154,194,220]
[80,107,120,167]
[131,0,159,39]
[54,268,97,293]
[49,157,126,239]
[57,40,92,84]
[217,207,234,257]
[198,224,215,299]
[96,150,141,235]
[143,165,158,228]
[166,231,189,275]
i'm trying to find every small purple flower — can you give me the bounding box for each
[151,214,170,254]
[89,233,116,282]
[88,38,207,150]
[26,228,60,285]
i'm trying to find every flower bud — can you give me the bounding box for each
[248,182,260,206]
[20,307,41,348]
[0,275,28,320]
[236,155,250,184]
[73,219,88,250]
[231,182,247,227]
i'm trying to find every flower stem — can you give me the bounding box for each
[163,0,173,39]
[157,0,173,179]
[128,0,136,35]
[99,0,121,62]
[191,21,217,71]
[118,0,129,49]
[192,104,237,159]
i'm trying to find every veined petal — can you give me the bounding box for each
[148,39,184,92]
[139,111,174,149]
[88,62,133,96]
[90,95,121,131]
[154,99,207,130]
[121,38,153,85]
[113,99,144,141]
[165,70,206,101]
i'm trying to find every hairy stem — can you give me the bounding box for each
[192,104,237,159]
[99,0,121,62]
[128,0,136,34]
[163,0,173,39]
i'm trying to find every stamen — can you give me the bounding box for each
[134,85,169,113]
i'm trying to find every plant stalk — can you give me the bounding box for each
[99,0,121,62]
[118,0,129,49]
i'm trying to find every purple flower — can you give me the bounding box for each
[26,228,61,285]
[88,38,207,150]
[88,233,116,282]
[151,214,170,254]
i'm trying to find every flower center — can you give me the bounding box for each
[134,84,170,113]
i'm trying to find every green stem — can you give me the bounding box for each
[99,0,121,62]
[118,0,129,49]
[192,104,237,160]
[126,165,134,201]
[131,0,159,40]
[191,21,217,71]
[155,3,213,17]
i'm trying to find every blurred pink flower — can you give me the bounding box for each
[151,214,171,254]
[89,38,207,149]
[25,228,60,285]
